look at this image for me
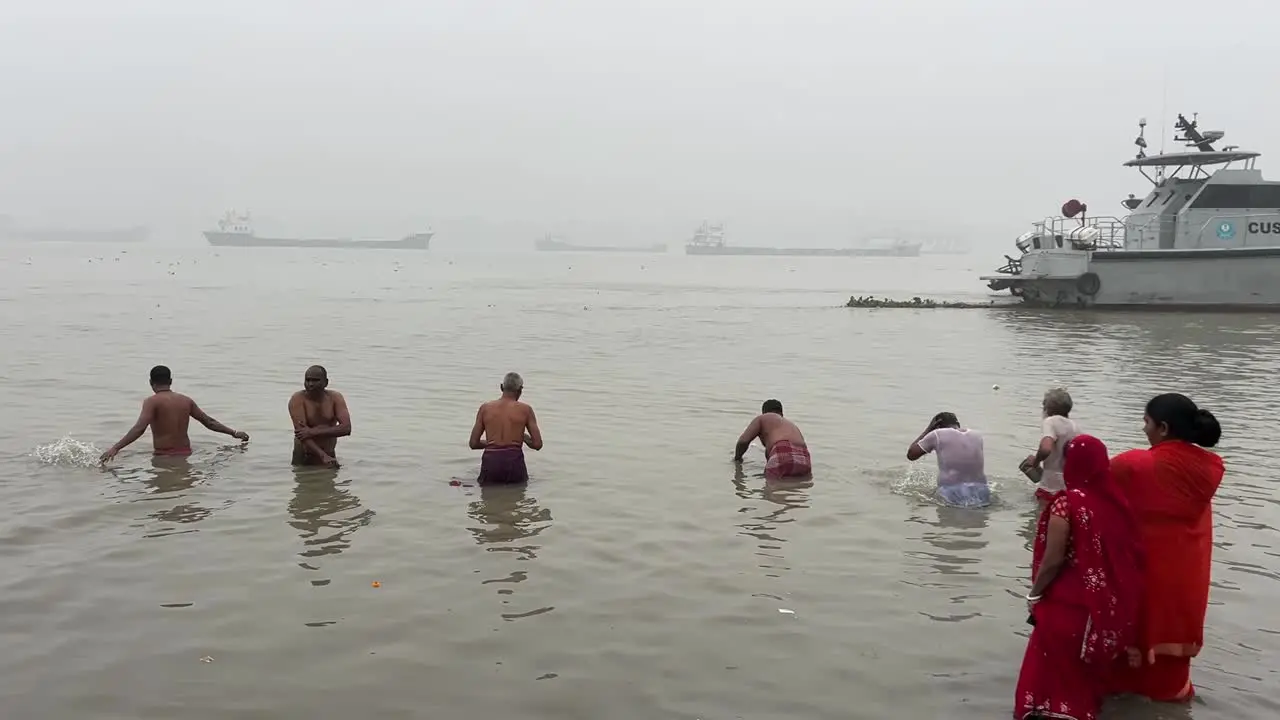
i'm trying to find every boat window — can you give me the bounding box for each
[1189,184,1280,209]
[1249,185,1280,208]
[1145,192,1161,208]
[1161,190,1176,205]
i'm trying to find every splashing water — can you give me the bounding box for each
[889,463,1009,508]
[32,436,103,468]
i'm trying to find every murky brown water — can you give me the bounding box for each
[1,245,1276,719]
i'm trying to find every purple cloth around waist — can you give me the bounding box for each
[479,444,529,485]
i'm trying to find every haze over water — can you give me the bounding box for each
[2,243,1278,719]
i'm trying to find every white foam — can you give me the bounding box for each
[31,435,103,468]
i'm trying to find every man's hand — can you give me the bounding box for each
[99,447,119,464]
[295,427,316,441]
[1022,454,1040,470]
[233,430,250,442]
[322,454,340,469]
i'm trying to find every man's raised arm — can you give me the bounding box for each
[101,398,155,463]
[191,401,248,441]
[523,406,543,451]
[468,406,488,450]
[733,415,762,462]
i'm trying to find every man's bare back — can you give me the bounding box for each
[101,366,247,463]
[754,413,807,456]
[733,399,807,463]
[471,397,542,449]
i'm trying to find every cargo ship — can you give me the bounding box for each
[534,233,667,253]
[203,211,432,250]
[684,222,921,257]
[0,215,148,243]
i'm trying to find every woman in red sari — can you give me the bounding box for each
[1014,434,1143,720]
[1109,393,1224,702]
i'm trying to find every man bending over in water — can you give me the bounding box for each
[100,365,248,463]
[734,399,812,480]
[469,372,543,485]
[289,365,351,468]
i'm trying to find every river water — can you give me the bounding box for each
[1,243,1276,719]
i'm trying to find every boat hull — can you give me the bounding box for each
[204,231,431,250]
[987,248,1280,308]
[686,244,920,257]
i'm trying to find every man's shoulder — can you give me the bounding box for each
[152,392,194,406]
[326,389,346,402]
[289,390,307,402]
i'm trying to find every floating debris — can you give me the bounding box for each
[845,295,998,309]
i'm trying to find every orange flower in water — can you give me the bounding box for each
[371,581,381,588]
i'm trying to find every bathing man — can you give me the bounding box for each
[100,365,249,463]
[469,372,543,485]
[289,365,351,469]
[733,399,812,480]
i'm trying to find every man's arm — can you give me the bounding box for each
[523,406,544,451]
[101,398,155,462]
[191,401,248,441]
[733,416,762,462]
[1027,419,1058,467]
[468,406,488,450]
[908,428,939,461]
[289,392,333,460]
[302,392,353,439]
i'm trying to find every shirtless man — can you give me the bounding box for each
[468,372,543,485]
[288,365,352,468]
[100,365,248,463]
[733,399,812,480]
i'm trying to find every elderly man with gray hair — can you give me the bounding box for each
[1021,387,1079,506]
[469,372,544,485]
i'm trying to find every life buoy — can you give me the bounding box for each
[1076,272,1101,296]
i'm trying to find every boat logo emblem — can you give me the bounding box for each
[1216,221,1236,240]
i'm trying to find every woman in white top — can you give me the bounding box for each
[907,412,991,508]
[1022,387,1080,505]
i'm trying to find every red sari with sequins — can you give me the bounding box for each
[1015,435,1144,720]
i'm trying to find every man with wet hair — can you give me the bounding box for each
[733,399,812,480]
[100,365,248,463]
[289,365,351,468]
[907,411,990,507]
[469,372,543,485]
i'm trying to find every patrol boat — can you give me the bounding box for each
[981,113,1280,308]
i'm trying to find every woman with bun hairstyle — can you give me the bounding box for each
[1108,393,1225,702]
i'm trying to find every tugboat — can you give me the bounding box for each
[980,113,1280,308]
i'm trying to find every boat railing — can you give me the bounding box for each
[1032,215,1127,249]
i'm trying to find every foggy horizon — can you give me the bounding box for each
[2,0,1276,250]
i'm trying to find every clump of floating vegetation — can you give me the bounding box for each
[845,295,997,309]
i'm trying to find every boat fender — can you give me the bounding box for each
[1076,272,1101,296]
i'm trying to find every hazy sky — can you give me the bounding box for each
[0,0,1275,247]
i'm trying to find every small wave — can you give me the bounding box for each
[31,436,102,467]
